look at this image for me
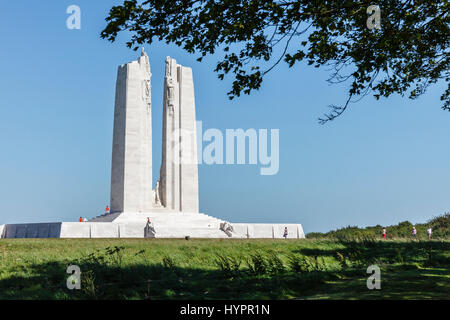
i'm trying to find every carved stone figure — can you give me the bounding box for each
[144,221,156,238]
[220,222,234,237]
[166,78,175,115]
[153,179,162,206]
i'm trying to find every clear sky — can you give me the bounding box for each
[0,1,448,232]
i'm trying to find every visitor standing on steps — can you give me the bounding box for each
[79,217,83,222]
[105,205,110,215]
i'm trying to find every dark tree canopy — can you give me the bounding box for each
[101,0,449,123]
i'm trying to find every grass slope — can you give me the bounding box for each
[0,238,448,300]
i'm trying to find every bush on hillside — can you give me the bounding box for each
[307,213,450,240]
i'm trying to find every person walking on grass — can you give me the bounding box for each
[412,226,417,239]
[382,227,387,239]
[427,227,432,240]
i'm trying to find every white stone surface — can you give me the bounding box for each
[118,223,147,238]
[159,57,199,213]
[0,220,305,239]
[232,223,305,239]
[60,223,91,238]
[110,49,153,213]
[229,224,249,238]
[90,223,119,238]
[159,57,179,211]
[89,212,122,222]
[178,65,199,212]
[94,210,228,238]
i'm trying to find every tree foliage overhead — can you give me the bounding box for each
[101,0,449,123]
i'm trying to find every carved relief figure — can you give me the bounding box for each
[166,78,175,115]
[153,179,162,206]
[143,79,151,113]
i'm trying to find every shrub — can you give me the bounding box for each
[214,254,242,279]
[288,254,313,273]
[246,252,268,276]
[266,253,286,275]
[335,252,348,269]
[105,246,125,267]
[306,214,450,240]
[81,270,97,299]
[395,249,404,264]
[162,255,176,269]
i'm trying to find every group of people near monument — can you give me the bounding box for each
[78,205,111,222]
[382,226,433,239]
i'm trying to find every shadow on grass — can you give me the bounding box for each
[303,267,450,300]
[1,241,448,300]
[0,260,340,300]
[295,240,450,267]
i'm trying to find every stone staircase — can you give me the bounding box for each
[88,210,233,238]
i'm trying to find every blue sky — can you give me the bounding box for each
[0,1,448,232]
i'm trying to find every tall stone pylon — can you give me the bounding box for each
[159,57,199,213]
[110,49,153,213]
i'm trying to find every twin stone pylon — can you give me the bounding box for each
[0,50,306,239]
[110,50,198,214]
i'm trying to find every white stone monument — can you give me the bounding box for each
[110,48,153,213]
[159,57,199,213]
[0,51,305,239]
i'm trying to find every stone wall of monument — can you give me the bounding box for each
[110,51,153,213]
[178,66,199,213]
[159,57,199,213]
[0,221,305,239]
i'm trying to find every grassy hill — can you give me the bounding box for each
[307,213,450,240]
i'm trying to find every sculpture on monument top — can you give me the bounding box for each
[139,48,152,113]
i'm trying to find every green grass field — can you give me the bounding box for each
[0,238,448,300]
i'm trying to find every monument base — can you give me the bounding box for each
[0,211,304,239]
